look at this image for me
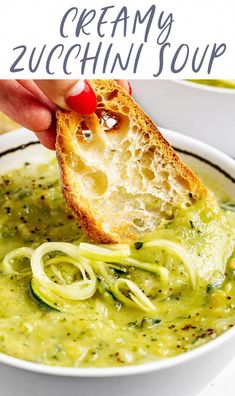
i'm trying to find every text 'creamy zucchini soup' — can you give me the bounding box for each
[0,159,235,368]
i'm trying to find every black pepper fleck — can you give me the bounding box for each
[134,242,143,250]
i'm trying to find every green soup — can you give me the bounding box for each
[189,80,235,89]
[0,161,235,368]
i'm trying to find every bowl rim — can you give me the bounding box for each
[0,128,235,377]
[172,79,235,95]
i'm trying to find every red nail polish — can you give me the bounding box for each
[128,82,133,96]
[66,80,97,114]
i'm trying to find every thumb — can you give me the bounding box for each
[34,79,97,114]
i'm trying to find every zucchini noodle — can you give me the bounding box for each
[78,243,130,262]
[93,262,156,312]
[121,258,169,283]
[30,278,73,311]
[113,278,156,312]
[2,247,33,276]
[31,243,97,300]
[1,237,198,312]
[143,239,197,288]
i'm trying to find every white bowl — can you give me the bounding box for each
[131,80,235,157]
[0,128,235,396]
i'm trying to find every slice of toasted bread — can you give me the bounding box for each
[56,80,207,243]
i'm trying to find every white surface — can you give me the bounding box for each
[199,357,235,396]
[0,361,235,396]
[132,80,235,157]
[0,129,235,395]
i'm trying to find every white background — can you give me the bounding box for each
[199,356,235,396]
[0,0,235,78]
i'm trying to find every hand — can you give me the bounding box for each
[0,80,131,150]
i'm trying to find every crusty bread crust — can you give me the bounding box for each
[56,80,207,243]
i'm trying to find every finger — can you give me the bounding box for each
[17,80,55,111]
[34,124,56,150]
[0,80,53,132]
[115,80,132,95]
[34,79,97,114]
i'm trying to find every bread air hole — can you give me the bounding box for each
[133,218,146,228]
[140,153,152,168]
[83,171,108,196]
[96,109,118,131]
[96,110,130,135]
[104,89,119,101]
[82,130,92,141]
[122,106,130,114]
[110,105,118,111]
[143,133,150,141]
[145,145,156,155]
[135,149,142,157]
[64,118,70,128]
[175,175,191,190]
[142,167,155,181]
[70,156,92,174]
[77,123,92,141]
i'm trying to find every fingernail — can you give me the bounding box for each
[66,80,97,114]
[128,82,133,96]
